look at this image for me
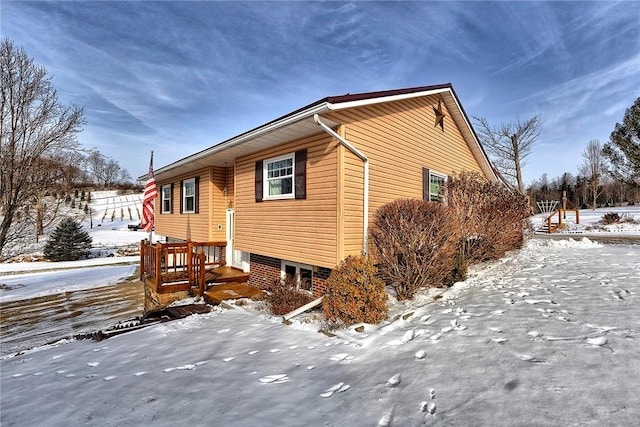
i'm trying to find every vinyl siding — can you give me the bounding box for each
[154,167,228,242]
[327,94,486,258]
[234,132,339,268]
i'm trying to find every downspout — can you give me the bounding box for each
[313,114,369,256]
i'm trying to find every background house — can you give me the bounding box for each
[150,83,497,296]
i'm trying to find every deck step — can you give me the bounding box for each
[203,282,263,305]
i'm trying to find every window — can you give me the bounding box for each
[282,261,313,293]
[264,154,294,199]
[182,178,196,213]
[430,172,446,201]
[255,149,306,202]
[161,184,172,213]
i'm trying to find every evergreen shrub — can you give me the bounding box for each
[323,255,388,325]
[43,218,93,261]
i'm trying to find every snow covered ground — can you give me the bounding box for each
[531,205,640,237]
[2,236,639,425]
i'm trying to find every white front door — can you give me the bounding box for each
[226,209,249,271]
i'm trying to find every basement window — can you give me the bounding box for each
[282,261,313,293]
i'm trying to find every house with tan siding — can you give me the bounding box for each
[149,83,497,297]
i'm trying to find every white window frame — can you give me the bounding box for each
[263,153,295,200]
[281,260,313,293]
[161,184,172,213]
[430,171,447,202]
[182,178,196,213]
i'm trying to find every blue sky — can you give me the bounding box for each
[3,1,639,185]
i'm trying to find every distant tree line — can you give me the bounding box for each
[527,97,640,212]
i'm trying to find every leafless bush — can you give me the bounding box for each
[262,277,315,316]
[601,212,620,225]
[447,172,530,263]
[371,199,459,300]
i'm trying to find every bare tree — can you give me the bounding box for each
[0,38,84,258]
[86,149,131,187]
[579,139,607,210]
[474,115,542,195]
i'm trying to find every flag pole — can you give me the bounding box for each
[148,150,154,244]
[142,150,157,244]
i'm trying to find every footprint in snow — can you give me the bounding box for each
[86,362,99,367]
[259,374,289,384]
[223,357,234,362]
[402,329,416,343]
[429,388,436,399]
[176,364,196,370]
[516,354,545,363]
[269,349,280,353]
[377,409,393,427]
[103,376,117,381]
[489,327,502,333]
[217,328,230,334]
[386,373,401,387]
[248,350,259,355]
[329,353,354,362]
[586,336,608,346]
[491,338,508,344]
[420,314,432,323]
[134,371,147,377]
[420,401,437,414]
[492,310,505,315]
[320,382,350,398]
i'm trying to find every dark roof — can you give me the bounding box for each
[324,83,453,104]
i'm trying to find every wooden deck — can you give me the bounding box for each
[161,266,250,287]
[140,241,262,309]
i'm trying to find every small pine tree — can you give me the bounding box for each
[44,218,93,261]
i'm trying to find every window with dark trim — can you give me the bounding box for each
[255,149,306,202]
[181,178,199,213]
[161,184,173,213]
[265,154,294,199]
[423,167,446,202]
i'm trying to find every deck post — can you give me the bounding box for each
[198,251,206,297]
[140,240,145,281]
[155,243,163,288]
[187,240,193,288]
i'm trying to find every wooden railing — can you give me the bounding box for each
[544,209,580,233]
[140,240,227,295]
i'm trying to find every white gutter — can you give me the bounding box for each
[313,114,369,257]
[152,103,331,177]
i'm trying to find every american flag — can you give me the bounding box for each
[141,152,157,233]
